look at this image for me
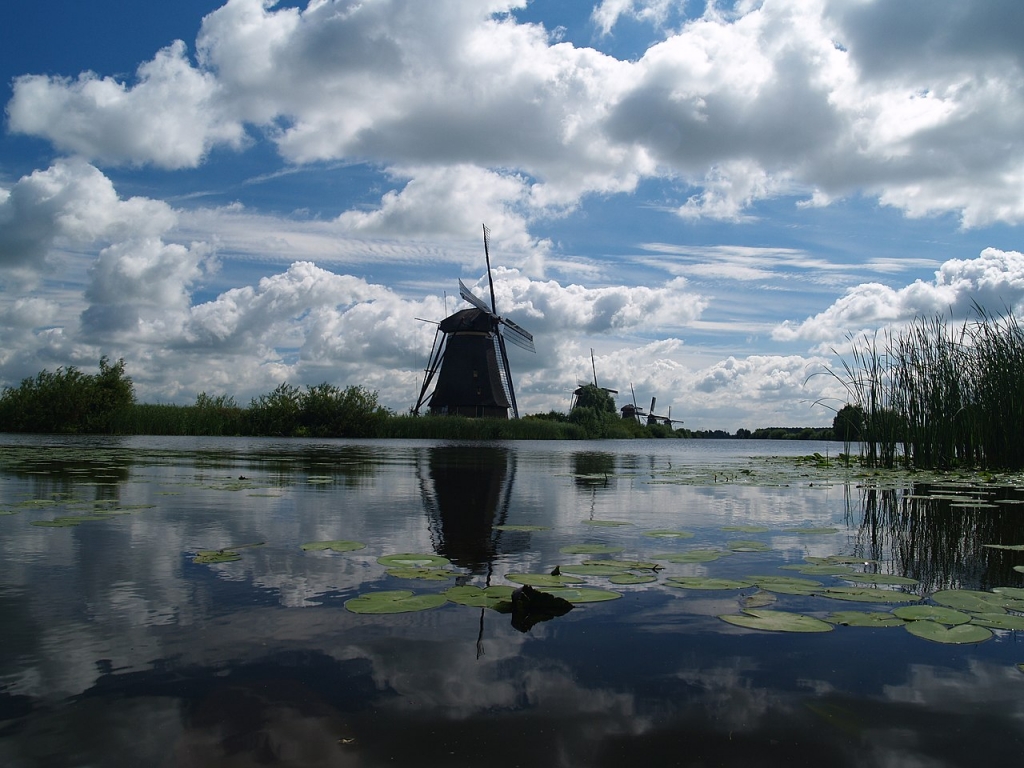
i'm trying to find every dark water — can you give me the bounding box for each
[1,435,1024,767]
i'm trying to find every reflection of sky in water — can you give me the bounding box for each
[1,436,1024,767]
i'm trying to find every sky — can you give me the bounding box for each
[1,0,1022,430]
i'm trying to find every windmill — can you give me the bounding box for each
[413,225,535,419]
[570,349,618,411]
[620,385,685,427]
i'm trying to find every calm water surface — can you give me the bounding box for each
[1,435,1023,767]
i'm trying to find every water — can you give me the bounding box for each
[1,435,1023,767]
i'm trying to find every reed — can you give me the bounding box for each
[832,309,1024,469]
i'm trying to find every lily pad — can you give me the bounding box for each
[301,540,366,553]
[728,540,771,552]
[824,587,920,604]
[444,585,515,609]
[584,559,660,570]
[583,519,632,526]
[643,529,695,539]
[608,573,658,585]
[842,573,920,587]
[788,527,840,535]
[824,555,877,565]
[904,620,992,644]
[992,586,1024,600]
[377,553,451,568]
[345,590,447,614]
[931,589,1010,612]
[970,613,1024,631]
[984,544,1024,551]
[506,573,586,587]
[385,567,457,581]
[827,611,906,627]
[779,564,854,576]
[559,564,632,577]
[892,605,971,625]
[496,524,549,532]
[1014,566,1024,574]
[719,609,833,633]
[542,587,622,603]
[31,518,83,527]
[193,550,242,564]
[742,591,778,609]
[665,576,752,590]
[651,550,729,563]
[722,525,769,533]
[558,544,624,555]
[746,576,823,596]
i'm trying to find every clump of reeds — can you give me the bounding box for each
[831,308,1024,470]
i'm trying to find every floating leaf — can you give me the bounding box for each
[0,510,19,516]
[747,575,824,588]
[780,564,854,576]
[746,575,823,596]
[542,587,622,603]
[824,587,920,604]
[722,525,769,533]
[506,573,585,587]
[584,559,659,570]
[904,620,992,644]
[583,519,632,527]
[992,586,1024,600]
[825,555,877,565]
[892,605,971,625]
[608,573,657,585]
[558,544,624,555]
[301,540,366,553]
[665,576,752,590]
[742,591,778,609]
[643,529,695,539]
[827,611,905,627]
[444,585,514,609]
[345,590,447,614]
[719,609,833,633]
[931,589,1010,613]
[788,527,840,535]
[385,567,457,581]
[983,544,1024,551]
[377,553,450,568]
[1015,566,1024,574]
[31,518,83,527]
[842,573,920,587]
[496,524,549,532]
[651,550,729,563]
[193,550,242,564]
[559,564,631,577]
[970,613,1024,630]
[728,540,771,552]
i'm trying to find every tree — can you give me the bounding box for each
[832,403,865,443]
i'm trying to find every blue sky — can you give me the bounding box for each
[2,0,1022,429]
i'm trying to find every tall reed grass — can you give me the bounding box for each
[830,309,1024,469]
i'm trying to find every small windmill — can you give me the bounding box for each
[414,225,535,419]
[570,349,618,411]
[621,385,684,427]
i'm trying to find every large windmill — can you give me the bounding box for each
[413,226,535,419]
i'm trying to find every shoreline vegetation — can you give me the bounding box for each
[4,304,1021,471]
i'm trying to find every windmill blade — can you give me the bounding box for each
[459,279,495,315]
[500,318,535,353]
[483,224,498,314]
[495,333,520,419]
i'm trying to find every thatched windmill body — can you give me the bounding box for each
[414,226,535,419]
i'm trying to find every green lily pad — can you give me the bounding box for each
[559,564,631,577]
[665,577,753,590]
[542,587,622,603]
[345,590,447,614]
[931,589,1010,612]
[385,567,457,581]
[0,510,19,515]
[301,540,366,553]
[992,586,1024,600]
[722,525,769,533]
[377,553,451,567]
[584,559,659,570]
[583,519,632,526]
[904,620,992,644]
[892,605,971,625]
[608,573,658,585]
[193,550,242,564]
[779,564,854,576]
[842,573,920,587]
[824,587,920,603]
[444,585,515,609]
[31,518,83,527]
[788,527,840,535]
[728,540,771,552]
[651,550,729,563]
[827,611,906,627]
[1014,566,1024,574]
[496,524,549,532]
[824,555,877,565]
[506,573,586,587]
[970,613,1024,630]
[643,529,695,539]
[747,575,824,588]
[719,609,833,633]
[742,591,778,609]
[746,577,823,596]
[984,543,1024,551]
[559,544,624,555]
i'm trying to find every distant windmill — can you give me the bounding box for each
[620,384,684,427]
[413,225,535,418]
[570,349,618,411]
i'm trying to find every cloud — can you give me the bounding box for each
[773,248,1024,347]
